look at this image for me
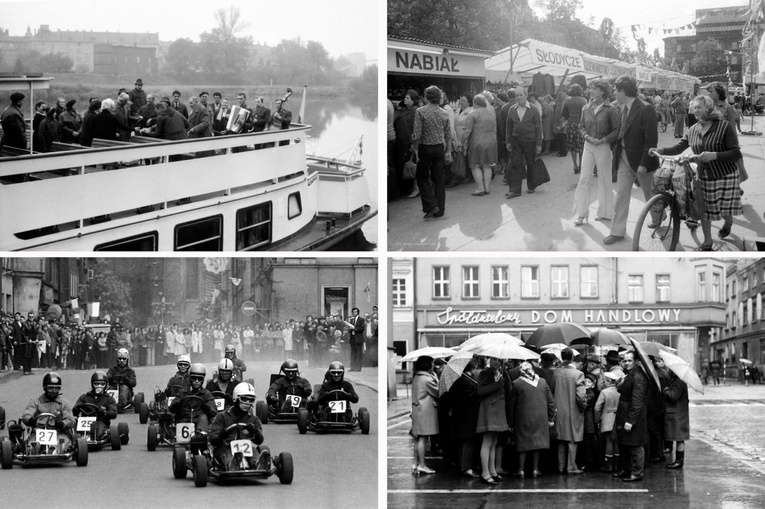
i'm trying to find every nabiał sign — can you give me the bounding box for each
[388,49,486,77]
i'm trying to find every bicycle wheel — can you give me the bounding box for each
[633,193,680,251]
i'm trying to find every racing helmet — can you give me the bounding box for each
[232,382,256,404]
[43,371,62,399]
[117,348,129,363]
[281,358,299,379]
[91,371,108,394]
[224,344,236,358]
[177,354,191,373]
[328,361,345,381]
[189,363,206,388]
[218,358,234,381]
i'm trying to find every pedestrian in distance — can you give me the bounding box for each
[461,94,498,197]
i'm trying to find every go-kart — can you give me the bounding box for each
[210,391,232,412]
[175,422,293,487]
[73,402,129,450]
[1,412,88,469]
[139,384,184,425]
[107,378,144,415]
[297,387,370,435]
[258,374,310,425]
[147,394,206,452]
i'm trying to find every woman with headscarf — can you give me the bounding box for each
[411,355,439,475]
[461,94,498,196]
[476,357,508,485]
[649,95,742,250]
[36,107,59,153]
[507,361,555,478]
[93,98,134,142]
[662,368,689,469]
[393,89,421,199]
[449,359,481,477]
[561,84,588,174]
[79,99,101,147]
[58,99,82,144]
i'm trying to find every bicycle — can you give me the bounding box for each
[632,154,699,251]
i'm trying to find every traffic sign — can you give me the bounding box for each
[241,301,257,316]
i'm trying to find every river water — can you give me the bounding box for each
[299,96,378,249]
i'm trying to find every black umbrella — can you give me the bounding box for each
[574,327,631,347]
[629,337,661,390]
[526,323,591,349]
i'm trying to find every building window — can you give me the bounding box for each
[628,275,644,303]
[656,275,671,302]
[697,272,706,301]
[712,273,721,302]
[462,266,479,299]
[491,266,509,299]
[433,266,450,299]
[753,271,758,288]
[185,259,199,300]
[551,266,569,298]
[580,266,598,298]
[732,280,737,298]
[521,266,539,299]
[732,311,737,329]
[744,276,749,293]
[392,279,406,307]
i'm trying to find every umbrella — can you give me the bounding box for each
[580,328,631,346]
[629,337,661,390]
[540,343,570,360]
[659,350,705,394]
[526,323,591,349]
[397,346,455,364]
[459,332,523,352]
[639,341,675,358]
[739,358,753,365]
[438,349,476,395]
[470,337,540,361]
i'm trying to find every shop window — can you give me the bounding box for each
[433,266,450,299]
[656,275,671,303]
[580,266,598,298]
[392,278,407,307]
[628,275,644,303]
[551,265,569,299]
[521,266,539,299]
[462,266,479,299]
[491,266,509,299]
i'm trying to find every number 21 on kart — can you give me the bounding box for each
[35,429,58,445]
[329,400,346,413]
[76,417,97,432]
[230,439,253,457]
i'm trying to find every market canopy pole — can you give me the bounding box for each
[742,0,763,136]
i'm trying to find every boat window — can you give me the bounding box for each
[236,202,272,250]
[175,215,223,251]
[288,192,302,219]
[94,232,158,251]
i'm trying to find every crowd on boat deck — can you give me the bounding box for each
[0,77,294,154]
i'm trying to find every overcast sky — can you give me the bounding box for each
[0,0,379,61]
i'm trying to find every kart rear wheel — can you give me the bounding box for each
[0,406,5,430]
[147,425,158,451]
[76,437,89,466]
[256,400,269,424]
[277,452,293,484]
[139,402,149,424]
[172,446,187,479]
[110,424,121,450]
[134,392,145,414]
[193,454,208,487]
[1,439,12,469]
[359,407,370,435]
[118,422,129,445]
[297,408,308,434]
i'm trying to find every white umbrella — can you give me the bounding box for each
[659,350,705,394]
[396,346,455,364]
[470,338,540,361]
[739,358,753,365]
[438,349,476,395]
[458,332,523,352]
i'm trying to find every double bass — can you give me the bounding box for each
[268,88,293,130]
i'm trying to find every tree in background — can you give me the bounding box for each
[89,259,134,325]
[166,38,199,77]
[691,37,727,79]
[11,50,74,74]
[199,6,255,79]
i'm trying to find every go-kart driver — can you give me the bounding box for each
[169,363,217,433]
[72,371,118,440]
[266,359,312,413]
[16,372,76,451]
[164,354,192,398]
[205,358,238,408]
[209,382,270,470]
[317,361,359,419]
[107,348,137,411]
[224,344,247,382]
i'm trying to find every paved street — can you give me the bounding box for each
[388,115,765,252]
[0,362,378,509]
[387,381,765,508]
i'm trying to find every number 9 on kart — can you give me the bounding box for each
[286,395,302,408]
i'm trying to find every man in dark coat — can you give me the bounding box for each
[604,75,660,245]
[348,308,365,372]
[58,99,82,144]
[449,361,481,477]
[553,348,586,475]
[0,92,27,152]
[93,99,133,142]
[143,100,188,141]
[128,79,147,110]
[504,86,543,199]
[614,350,649,482]
[252,97,271,132]
[171,90,189,119]
[31,101,48,151]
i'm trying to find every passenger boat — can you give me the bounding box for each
[0,80,376,252]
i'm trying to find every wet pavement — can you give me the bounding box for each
[387,382,765,508]
[388,115,765,252]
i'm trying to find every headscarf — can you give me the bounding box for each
[518,361,538,386]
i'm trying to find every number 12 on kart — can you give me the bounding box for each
[329,400,346,413]
[76,417,97,432]
[286,395,302,408]
[35,429,58,445]
[230,439,253,457]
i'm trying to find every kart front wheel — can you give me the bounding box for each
[359,407,370,435]
[277,452,293,484]
[118,422,129,444]
[134,392,145,414]
[297,408,308,434]
[172,446,187,479]
[193,455,208,487]
[256,400,269,424]
[110,424,121,450]
[1,439,12,469]
[139,402,149,424]
[76,437,89,466]
[147,425,158,452]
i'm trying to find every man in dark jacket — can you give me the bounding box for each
[37,107,59,152]
[73,371,118,439]
[317,361,359,420]
[614,350,649,482]
[505,86,543,199]
[252,96,270,132]
[0,92,27,152]
[169,363,217,433]
[348,308,366,372]
[128,78,147,110]
[144,99,188,141]
[93,98,133,142]
[209,382,269,470]
[107,348,137,411]
[266,359,312,413]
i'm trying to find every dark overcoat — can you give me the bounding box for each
[507,377,555,452]
[449,373,479,439]
[615,366,649,446]
[662,373,690,441]
[475,368,508,433]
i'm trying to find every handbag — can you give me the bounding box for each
[532,158,551,186]
[549,409,558,441]
[403,154,417,180]
[686,163,706,221]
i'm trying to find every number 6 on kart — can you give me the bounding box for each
[329,400,346,413]
[177,423,195,443]
[230,439,253,457]
[76,416,97,432]
[36,429,58,445]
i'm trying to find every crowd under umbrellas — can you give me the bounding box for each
[403,322,703,484]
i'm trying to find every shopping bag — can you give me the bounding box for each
[451,150,466,178]
[403,155,417,180]
[532,158,550,186]
[687,166,706,221]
